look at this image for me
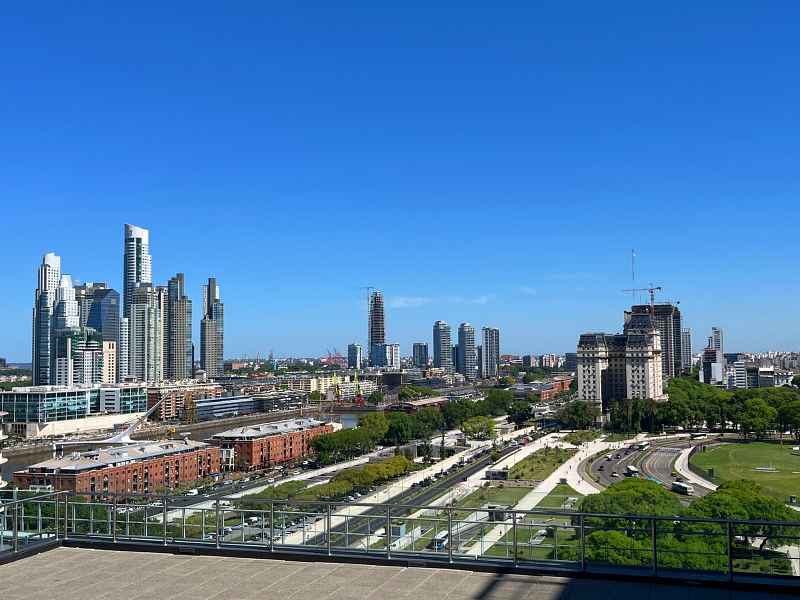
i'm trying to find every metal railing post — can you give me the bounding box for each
[269,503,275,552]
[215,499,221,549]
[727,520,734,581]
[112,497,117,543]
[89,504,94,535]
[651,518,657,576]
[579,515,586,572]
[162,496,168,546]
[55,495,60,540]
[553,525,558,561]
[386,505,391,559]
[63,495,69,540]
[37,501,42,537]
[182,508,186,540]
[448,506,454,563]
[327,503,332,556]
[12,502,19,552]
[512,512,518,567]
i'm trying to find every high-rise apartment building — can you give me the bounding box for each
[432,321,453,373]
[625,303,682,382]
[457,323,477,380]
[32,253,61,385]
[166,273,192,380]
[347,344,363,369]
[119,317,129,381]
[77,286,121,383]
[412,343,429,368]
[200,277,224,378]
[480,327,500,379]
[368,291,385,366]
[102,341,117,384]
[129,284,166,383]
[681,328,692,373]
[123,224,152,318]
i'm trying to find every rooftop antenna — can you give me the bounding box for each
[631,249,636,301]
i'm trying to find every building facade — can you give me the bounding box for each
[166,273,192,380]
[32,253,62,385]
[625,303,682,382]
[200,278,224,378]
[432,320,453,373]
[577,312,667,413]
[368,290,385,366]
[457,323,477,380]
[480,327,500,379]
[412,342,429,368]
[128,284,167,383]
[347,343,363,369]
[147,382,224,421]
[681,328,692,373]
[14,439,220,494]
[210,418,334,471]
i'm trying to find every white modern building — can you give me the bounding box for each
[123,224,152,318]
[480,326,500,378]
[458,323,478,380]
[32,252,62,385]
[128,284,166,383]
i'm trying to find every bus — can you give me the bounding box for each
[636,441,651,452]
[625,465,640,477]
[432,531,449,552]
[690,433,708,440]
[672,481,695,495]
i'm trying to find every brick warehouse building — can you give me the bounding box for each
[14,439,220,495]
[210,418,336,471]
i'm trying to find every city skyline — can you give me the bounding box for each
[4,5,800,359]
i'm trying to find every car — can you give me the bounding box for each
[598,465,605,471]
[611,471,619,478]
[267,478,275,484]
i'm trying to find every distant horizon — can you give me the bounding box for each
[3,4,799,360]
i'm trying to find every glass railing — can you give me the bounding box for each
[3,490,800,587]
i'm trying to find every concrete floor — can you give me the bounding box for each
[0,547,795,600]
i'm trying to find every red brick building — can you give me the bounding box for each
[211,418,335,471]
[14,439,220,495]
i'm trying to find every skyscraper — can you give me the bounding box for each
[480,327,500,378]
[200,277,224,378]
[432,320,453,373]
[457,323,477,380]
[368,291,385,366]
[128,284,166,383]
[347,343,363,369]
[166,273,192,380]
[123,224,152,318]
[625,303,682,383]
[32,253,61,385]
[119,317,129,381]
[412,342,429,368]
[83,286,121,383]
[681,328,692,373]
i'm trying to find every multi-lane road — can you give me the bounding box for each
[582,436,718,501]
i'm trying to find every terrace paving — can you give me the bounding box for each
[1,547,797,600]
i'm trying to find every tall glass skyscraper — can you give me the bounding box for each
[368,290,385,366]
[167,273,192,380]
[123,224,152,318]
[32,252,61,385]
[480,326,500,378]
[200,277,224,378]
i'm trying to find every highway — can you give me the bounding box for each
[582,436,718,501]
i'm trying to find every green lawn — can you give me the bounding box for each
[562,430,600,446]
[509,447,576,481]
[536,483,584,510]
[454,485,532,515]
[690,442,800,502]
[602,432,638,442]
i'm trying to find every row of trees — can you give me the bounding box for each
[555,377,800,438]
[572,478,800,572]
[311,388,520,465]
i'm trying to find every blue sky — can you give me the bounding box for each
[2,3,800,361]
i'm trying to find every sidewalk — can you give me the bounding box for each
[674,446,718,490]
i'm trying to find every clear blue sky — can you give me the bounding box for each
[2,2,800,362]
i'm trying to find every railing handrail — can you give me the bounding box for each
[50,491,800,529]
[0,490,69,509]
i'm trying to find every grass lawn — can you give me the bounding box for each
[536,483,584,510]
[602,432,638,442]
[562,430,600,446]
[509,447,576,481]
[690,441,800,502]
[454,485,532,515]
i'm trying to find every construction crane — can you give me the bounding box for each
[621,284,662,317]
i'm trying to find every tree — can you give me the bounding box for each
[793,375,800,388]
[739,398,777,439]
[580,478,682,520]
[309,390,323,402]
[358,412,389,444]
[557,400,599,429]
[461,415,496,440]
[385,412,416,445]
[368,390,385,404]
[414,407,444,439]
[501,375,516,386]
[508,400,533,428]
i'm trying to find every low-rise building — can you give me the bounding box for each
[210,418,336,471]
[0,383,148,439]
[13,439,220,494]
[147,381,224,421]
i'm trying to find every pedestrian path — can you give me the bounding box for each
[674,445,718,490]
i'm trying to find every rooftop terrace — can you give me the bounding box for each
[2,547,797,600]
